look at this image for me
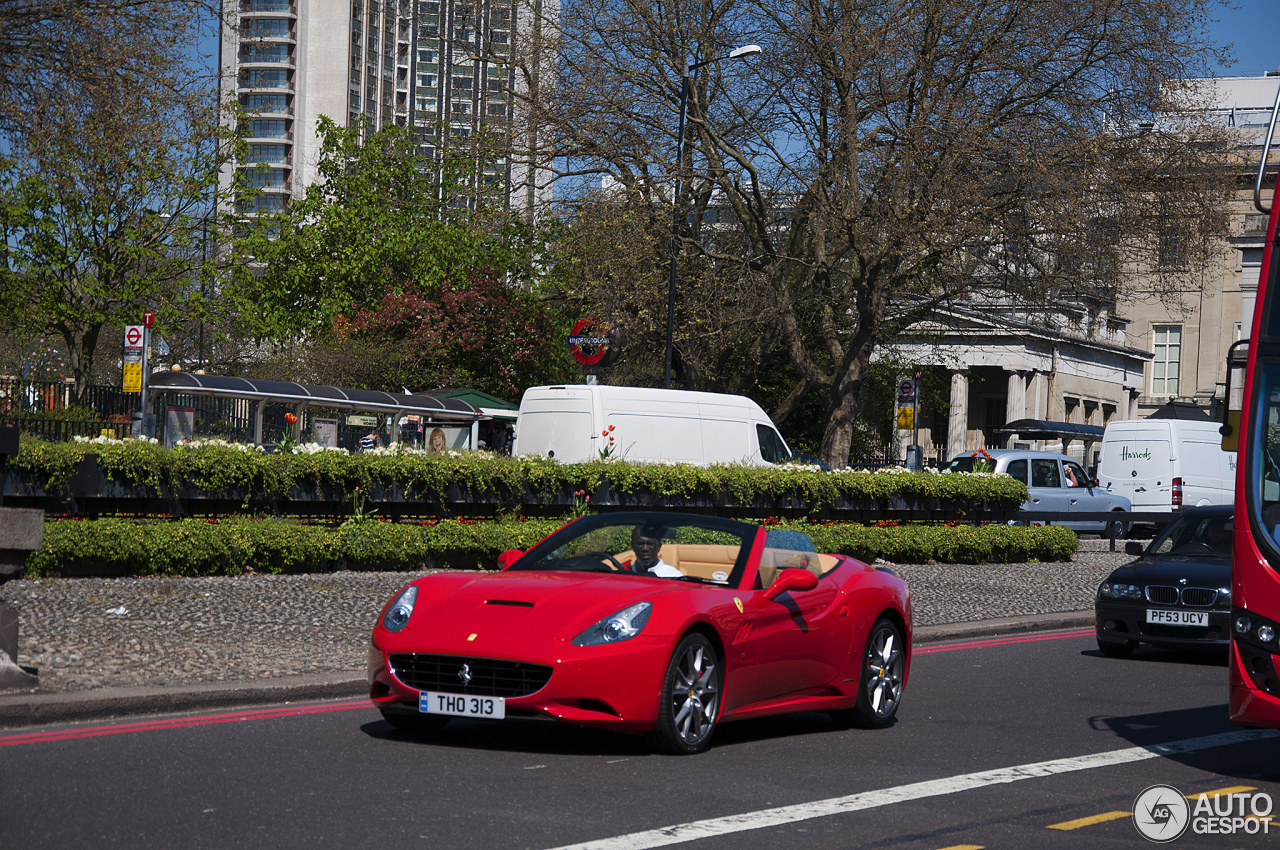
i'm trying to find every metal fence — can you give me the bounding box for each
[0,377,137,419]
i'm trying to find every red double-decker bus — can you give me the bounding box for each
[1227,81,1280,727]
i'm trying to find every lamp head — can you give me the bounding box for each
[728,44,762,59]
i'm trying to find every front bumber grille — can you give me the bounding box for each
[389,653,552,698]
[1141,624,1223,641]
[1181,588,1218,606]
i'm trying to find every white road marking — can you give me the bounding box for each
[546,729,1280,850]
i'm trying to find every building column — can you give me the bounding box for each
[947,370,969,457]
[1005,369,1027,448]
[1124,387,1141,420]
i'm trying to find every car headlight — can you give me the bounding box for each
[382,585,418,632]
[572,602,652,646]
[1099,582,1143,601]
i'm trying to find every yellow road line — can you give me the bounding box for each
[1047,810,1130,831]
[1048,785,1263,832]
[935,845,984,850]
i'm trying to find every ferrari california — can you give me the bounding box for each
[368,511,912,754]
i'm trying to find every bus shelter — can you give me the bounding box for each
[146,372,485,451]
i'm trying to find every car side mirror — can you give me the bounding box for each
[764,568,819,600]
[1124,541,1145,557]
[496,549,524,571]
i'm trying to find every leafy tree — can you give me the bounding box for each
[0,63,231,399]
[230,119,574,396]
[301,272,571,400]
[528,0,1233,466]
[0,0,221,137]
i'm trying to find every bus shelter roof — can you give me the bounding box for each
[993,418,1105,441]
[147,372,484,422]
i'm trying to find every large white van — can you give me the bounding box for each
[1097,419,1236,514]
[512,385,793,466]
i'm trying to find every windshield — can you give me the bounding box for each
[510,512,756,586]
[1148,513,1233,557]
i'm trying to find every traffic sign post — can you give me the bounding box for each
[912,370,921,469]
[124,317,153,437]
[123,325,144,393]
[139,324,151,437]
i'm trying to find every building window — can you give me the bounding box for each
[242,43,290,63]
[1157,226,1187,271]
[243,94,288,112]
[244,18,291,38]
[247,119,289,138]
[245,144,288,163]
[242,69,289,88]
[243,168,286,188]
[238,194,286,213]
[1152,325,1182,396]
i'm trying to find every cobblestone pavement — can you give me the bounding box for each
[0,539,1130,694]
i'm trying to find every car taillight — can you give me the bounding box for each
[1172,477,1183,507]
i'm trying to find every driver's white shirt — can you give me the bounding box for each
[644,558,682,578]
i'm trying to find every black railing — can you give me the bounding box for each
[0,378,137,420]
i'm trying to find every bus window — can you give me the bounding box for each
[1253,363,1280,541]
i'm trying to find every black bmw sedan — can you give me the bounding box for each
[1095,505,1232,657]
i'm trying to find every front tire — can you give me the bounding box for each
[832,617,905,729]
[648,633,722,755]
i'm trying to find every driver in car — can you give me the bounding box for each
[630,526,683,578]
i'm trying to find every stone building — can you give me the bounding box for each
[888,73,1279,469]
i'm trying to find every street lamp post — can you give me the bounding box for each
[663,44,761,389]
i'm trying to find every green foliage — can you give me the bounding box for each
[231,119,532,340]
[796,521,1078,564]
[11,439,1029,513]
[228,119,575,397]
[24,516,1078,577]
[0,75,232,399]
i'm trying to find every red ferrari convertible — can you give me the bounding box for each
[368,511,911,754]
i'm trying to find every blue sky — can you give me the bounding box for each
[1210,1,1280,76]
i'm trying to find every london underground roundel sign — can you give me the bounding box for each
[567,317,611,366]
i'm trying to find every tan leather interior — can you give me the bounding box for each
[756,549,841,588]
[612,544,838,584]
[613,544,740,581]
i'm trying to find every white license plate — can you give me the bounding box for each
[419,691,506,719]
[1146,609,1208,627]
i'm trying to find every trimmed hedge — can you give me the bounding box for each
[9,436,1027,516]
[23,516,1078,578]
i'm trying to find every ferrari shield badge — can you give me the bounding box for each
[733,597,743,613]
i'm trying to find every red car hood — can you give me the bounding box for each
[403,570,680,640]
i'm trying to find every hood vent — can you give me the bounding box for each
[485,599,535,607]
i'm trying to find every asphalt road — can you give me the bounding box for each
[1,628,1276,850]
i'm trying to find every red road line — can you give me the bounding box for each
[0,698,371,747]
[915,627,1094,655]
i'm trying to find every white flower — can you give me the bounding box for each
[293,442,347,455]
[73,435,159,447]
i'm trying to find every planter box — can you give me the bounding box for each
[2,456,1022,522]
